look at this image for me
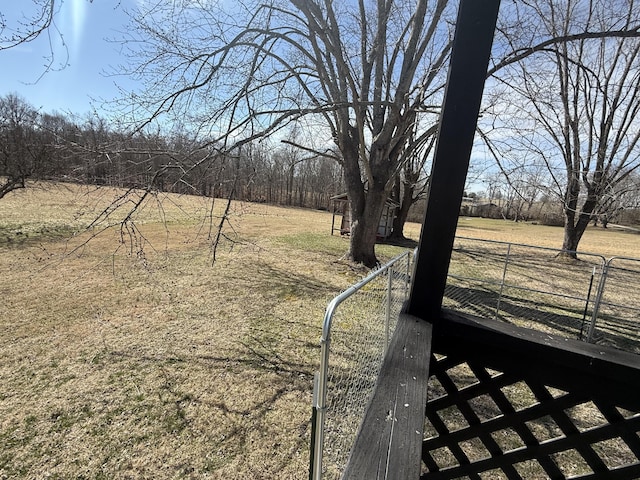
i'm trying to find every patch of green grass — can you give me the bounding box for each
[374,242,413,261]
[0,223,79,247]
[275,231,410,264]
[274,232,350,256]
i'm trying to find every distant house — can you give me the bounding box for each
[459,196,502,218]
[330,193,399,240]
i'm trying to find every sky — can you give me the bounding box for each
[0,0,139,116]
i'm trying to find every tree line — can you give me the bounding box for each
[2,85,639,245]
[113,0,640,263]
[0,93,345,210]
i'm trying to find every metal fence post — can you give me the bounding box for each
[494,242,511,320]
[385,266,393,351]
[311,332,331,480]
[586,259,610,344]
[405,251,412,299]
[578,266,597,341]
[309,373,320,480]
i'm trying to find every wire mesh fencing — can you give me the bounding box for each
[310,250,414,480]
[443,236,640,353]
[589,257,640,354]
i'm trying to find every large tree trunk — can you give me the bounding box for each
[561,224,581,258]
[348,184,387,267]
[342,145,389,267]
[561,197,597,258]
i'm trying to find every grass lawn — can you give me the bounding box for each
[455,216,640,257]
[1,183,638,478]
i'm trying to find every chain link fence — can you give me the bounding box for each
[444,236,640,354]
[310,250,414,480]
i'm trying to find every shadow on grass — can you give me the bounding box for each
[377,236,418,249]
[224,259,340,301]
[0,224,78,247]
[103,341,314,473]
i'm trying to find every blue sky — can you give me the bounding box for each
[0,0,138,116]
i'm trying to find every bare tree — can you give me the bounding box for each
[593,172,640,227]
[485,0,640,256]
[389,124,437,240]
[0,1,56,49]
[0,1,74,76]
[116,0,456,266]
[117,0,640,266]
[0,94,50,198]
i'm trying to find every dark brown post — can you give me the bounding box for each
[408,0,501,320]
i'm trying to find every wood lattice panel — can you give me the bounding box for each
[422,311,640,480]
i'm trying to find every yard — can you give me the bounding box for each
[1,183,639,479]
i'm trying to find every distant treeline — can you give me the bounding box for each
[3,93,639,228]
[0,93,344,208]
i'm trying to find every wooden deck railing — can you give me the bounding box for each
[422,309,640,479]
[341,309,640,479]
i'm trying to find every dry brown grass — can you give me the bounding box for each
[1,183,639,479]
[454,216,640,257]
[446,219,640,353]
[0,183,407,480]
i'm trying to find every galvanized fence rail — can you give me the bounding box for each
[310,250,414,480]
[590,257,640,354]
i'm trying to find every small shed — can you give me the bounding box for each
[330,193,399,240]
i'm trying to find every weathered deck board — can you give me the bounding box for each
[341,314,432,480]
